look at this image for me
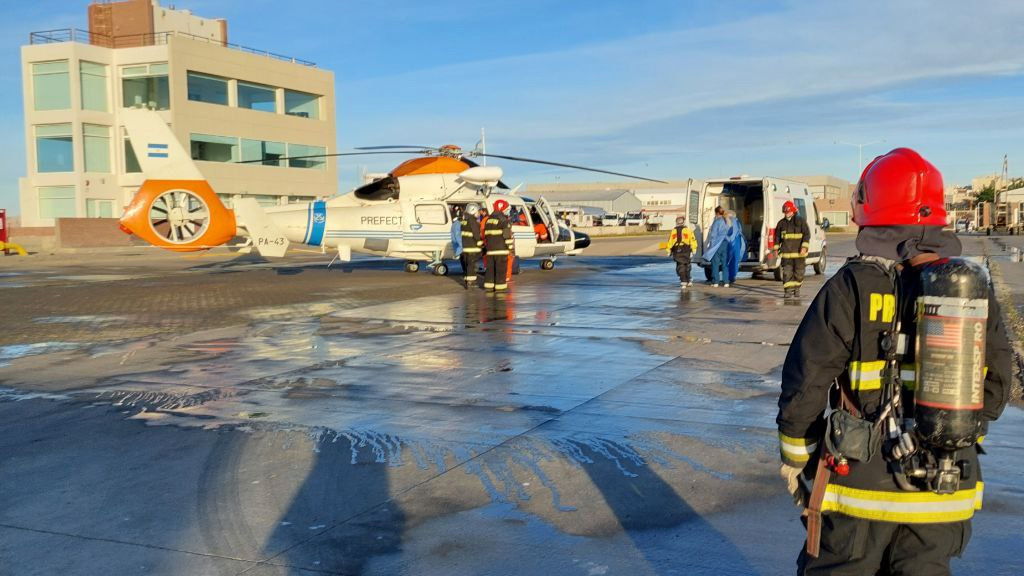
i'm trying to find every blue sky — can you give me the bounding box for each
[2,0,1023,214]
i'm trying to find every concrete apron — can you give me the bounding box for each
[1,239,1022,575]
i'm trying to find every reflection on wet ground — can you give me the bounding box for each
[1,240,1022,575]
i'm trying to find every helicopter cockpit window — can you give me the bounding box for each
[354,175,400,201]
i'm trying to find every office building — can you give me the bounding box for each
[19,0,336,227]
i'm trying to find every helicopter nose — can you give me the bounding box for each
[573,231,591,250]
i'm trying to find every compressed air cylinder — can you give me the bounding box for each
[914,258,988,450]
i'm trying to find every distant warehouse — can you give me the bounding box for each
[523,187,642,216]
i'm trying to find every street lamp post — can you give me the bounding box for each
[835,139,886,175]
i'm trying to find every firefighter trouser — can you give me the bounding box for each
[782,256,805,293]
[797,515,971,576]
[485,254,508,290]
[460,251,481,284]
[674,255,691,283]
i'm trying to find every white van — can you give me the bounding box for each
[693,177,827,280]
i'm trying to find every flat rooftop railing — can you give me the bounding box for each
[29,28,316,67]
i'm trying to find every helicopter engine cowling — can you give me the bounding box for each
[119,179,237,252]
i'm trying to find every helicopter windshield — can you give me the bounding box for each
[354,175,400,201]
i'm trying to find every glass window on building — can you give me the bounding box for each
[187,72,229,105]
[36,123,74,173]
[38,186,76,219]
[238,82,276,112]
[32,60,71,110]
[123,133,141,173]
[286,143,326,169]
[191,133,238,162]
[86,198,115,218]
[83,124,111,173]
[122,63,169,110]
[284,90,320,119]
[241,139,286,166]
[80,61,108,111]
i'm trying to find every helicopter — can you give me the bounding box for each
[117,108,665,275]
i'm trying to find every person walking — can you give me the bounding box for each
[725,210,747,285]
[777,148,1012,575]
[665,216,697,288]
[705,206,731,287]
[483,199,514,292]
[457,203,483,289]
[774,201,810,298]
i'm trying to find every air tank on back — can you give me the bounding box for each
[914,257,988,450]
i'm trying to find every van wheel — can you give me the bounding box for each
[813,247,827,275]
[404,262,420,273]
[773,266,783,282]
[541,259,555,271]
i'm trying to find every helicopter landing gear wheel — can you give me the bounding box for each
[404,261,420,273]
[541,259,555,271]
[432,263,448,276]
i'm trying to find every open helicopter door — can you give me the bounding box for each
[531,196,572,257]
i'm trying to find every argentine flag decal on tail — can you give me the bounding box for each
[147,143,169,158]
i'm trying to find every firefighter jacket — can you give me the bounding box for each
[665,226,697,258]
[483,212,514,256]
[777,257,1011,523]
[458,215,483,253]
[774,216,810,259]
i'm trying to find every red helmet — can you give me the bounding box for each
[853,148,946,227]
[782,200,797,214]
[493,199,509,212]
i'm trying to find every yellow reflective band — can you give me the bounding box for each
[975,482,984,509]
[801,242,810,247]
[780,252,803,258]
[464,275,477,281]
[821,483,980,523]
[484,230,504,235]
[783,233,804,239]
[849,360,885,391]
[488,250,509,256]
[461,231,476,237]
[783,281,802,288]
[483,282,495,288]
[495,283,508,290]
[779,433,818,463]
[462,247,481,253]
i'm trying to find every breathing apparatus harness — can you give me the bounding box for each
[821,256,982,495]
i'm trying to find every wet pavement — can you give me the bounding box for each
[0,234,1022,575]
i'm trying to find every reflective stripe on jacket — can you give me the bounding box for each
[774,216,810,258]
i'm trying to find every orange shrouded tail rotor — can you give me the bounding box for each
[119,180,236,252]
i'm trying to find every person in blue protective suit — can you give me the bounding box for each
[705,206,732,287]
[725,210,747,285]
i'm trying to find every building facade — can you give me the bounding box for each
[19,0,336,227]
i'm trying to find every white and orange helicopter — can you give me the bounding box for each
[118,109,664,275]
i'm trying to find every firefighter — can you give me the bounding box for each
[665,216,697,288]
[483,199,514,292]
[774,201,811,298]
[458,203,483,289]
[778,148,1012,575]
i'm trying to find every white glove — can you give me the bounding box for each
[780,463,805,508]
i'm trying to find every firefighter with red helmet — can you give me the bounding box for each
[774,200,811,298]
[778,148,1012,574]
[483,198,514,291]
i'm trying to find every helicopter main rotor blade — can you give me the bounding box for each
[354,145,435,151]
[474,153,667,184]
[235,151,423,164]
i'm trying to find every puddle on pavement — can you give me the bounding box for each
[0,341,82,368]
